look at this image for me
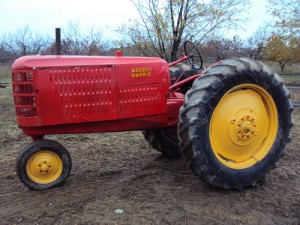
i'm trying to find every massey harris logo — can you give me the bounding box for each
[131,67,151,78]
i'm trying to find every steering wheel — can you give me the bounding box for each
[184,41,203,70]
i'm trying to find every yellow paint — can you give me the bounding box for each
[26,151,63,184]
[209,84,278,169]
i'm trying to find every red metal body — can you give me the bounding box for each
[12,55,185,140]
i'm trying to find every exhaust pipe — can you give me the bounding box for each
[55,28,61,55]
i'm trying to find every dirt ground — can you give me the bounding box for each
[0,85,299,225]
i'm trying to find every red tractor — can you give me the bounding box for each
[12,41,293,190]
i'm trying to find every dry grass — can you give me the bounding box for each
[0,66,11,83]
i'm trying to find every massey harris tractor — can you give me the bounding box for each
[12,41,293,190]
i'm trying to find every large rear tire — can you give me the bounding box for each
[169,62,200,94]
[178,58,293,190]
[142,128,181,158]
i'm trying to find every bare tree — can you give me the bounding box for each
[0,44,13,64]
[202,35,246,62]
[118,0,250,62]
[84,26,105,55]
[247,23,272,60]
[267,0,300,38]
[62,21,84,55]
[0,26,50,62]
[55,22,107,55]
[46,22,108,56]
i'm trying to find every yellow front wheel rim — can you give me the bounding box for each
[26,151,63,184]
[209,84,278,169]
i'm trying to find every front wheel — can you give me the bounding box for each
[16,139,72,190]
[178,58,293,190]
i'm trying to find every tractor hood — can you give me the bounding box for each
[12,55,168,70]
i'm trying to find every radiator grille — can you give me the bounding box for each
[12,72,36,117]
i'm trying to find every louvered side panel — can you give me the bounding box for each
[37,67,117,125]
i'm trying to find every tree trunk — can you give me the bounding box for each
[279,59,290,73]
[280,63,285,73]
[171,40,181,62]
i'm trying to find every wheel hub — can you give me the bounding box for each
[26,151,63,184]
[231,113,257,145]
[39,161,53,173]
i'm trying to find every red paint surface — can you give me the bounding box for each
[12,55,184,139]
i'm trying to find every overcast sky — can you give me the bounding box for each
[0,0,272,40]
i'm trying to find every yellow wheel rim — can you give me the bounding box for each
[209,84,278,169]
[26,151,63,184]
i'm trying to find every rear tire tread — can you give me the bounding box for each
[179,58,293,190]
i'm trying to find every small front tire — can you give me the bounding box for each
[16,139,72,190]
